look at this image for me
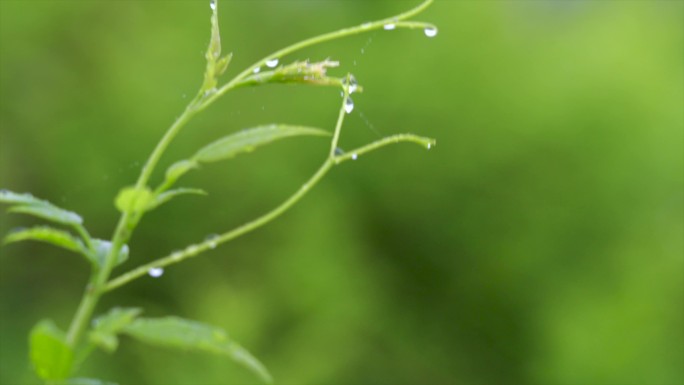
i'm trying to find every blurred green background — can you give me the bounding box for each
[1,1,682,384]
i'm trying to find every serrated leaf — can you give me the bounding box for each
[149,188,207,210]
[89,239,129,268]
[58,378,118,385]
[164,160,198,185]
[192,124,330,163]
[30,319,73,381]
[90,308,142,353]
[3,226,86,254]
[114,186,154,213]
[123,317,272,383]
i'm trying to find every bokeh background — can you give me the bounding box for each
[1,1,682,384]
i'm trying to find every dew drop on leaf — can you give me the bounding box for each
[351,153,358,160]
[148,267,164,278]
[383,23,396,30]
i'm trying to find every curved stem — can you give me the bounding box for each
[104,158,334,293]
[63,0,436,350]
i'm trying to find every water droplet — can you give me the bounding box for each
[265,58,279,68]
[253,67,261,74]
[346,75,358,94]
[351,153,358,160]
[171,251,182,261]
[334,147,345,156]
[383,23,396,30]
[206,234,219,249]
[344,97,354,114]
[361,22,372,29]
[424,27,438,38]
[209,0,216,11]
[427,143,432,150]
[148,267,164,278]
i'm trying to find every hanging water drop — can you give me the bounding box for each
[344,96,354,114]
[427,143,432,150]
[383,23,396,30]
[206,234,219,249]
[253,67,261,74]
[351,153,358,160]
[265,58,279,68]
[209,0,217,11]
[424,27,438,38]
[148,267,164,278]
[334,147,345,156]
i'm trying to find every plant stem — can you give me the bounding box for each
[62,0,436,350]
[104,157,335,292]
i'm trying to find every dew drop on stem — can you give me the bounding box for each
[424,27,438,38]
[265,58,279,68]
[334,147,345,156]
[253,66,261,74]
[383,23,396,30]
[148,267,164,278]
[344,96,354,114]
[209,0,216,11]
[345,75,358,94]
[206,234,219,249]
[351,153,358,160]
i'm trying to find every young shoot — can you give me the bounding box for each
[0,1,437,383]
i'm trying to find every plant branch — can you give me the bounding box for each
[103,158,334,293]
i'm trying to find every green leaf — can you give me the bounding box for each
[149,188,207,210]
[57,378,118,385]
[3,226,87,254]
[123,317,272,383]
[89,239,129,268]
[30,319,73,381]
[0,190,83,226]
[193,124,330,163]
[114,186,154,213]
[164,160,198,185]
[90,308,142,353]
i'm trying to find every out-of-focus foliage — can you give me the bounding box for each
[1,1,682,384]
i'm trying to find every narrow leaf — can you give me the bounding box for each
[1,190,84,225]
[90,308,142,353]
[30,319,73,381]
[114,186,154,213]
[89,239,129,269]
[164,160,198,185]
[123,317,272,383]
[193,124,330,163]
[0,190,44,205]
[3,226,86,254]
[149,188,207,210]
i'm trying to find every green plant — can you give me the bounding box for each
[0,1,436,383]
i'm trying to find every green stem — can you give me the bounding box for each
[62,0,435,351]
[104,157,335,293]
